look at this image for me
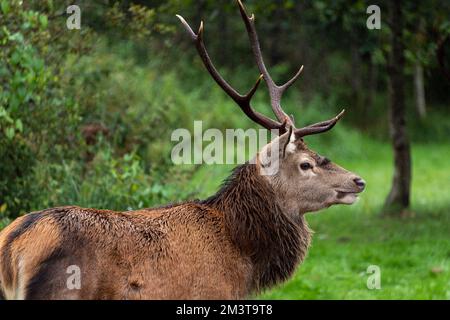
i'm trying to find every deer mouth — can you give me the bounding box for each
[335,190,360,204]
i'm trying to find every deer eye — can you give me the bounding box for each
[300,162,313,170]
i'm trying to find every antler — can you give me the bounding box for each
[237,0,302,129]
[176,15,283,131]
[177,0,345,138]
[294,109,345,137]
[237,0,345,138]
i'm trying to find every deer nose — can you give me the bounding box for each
[353,177,366,191]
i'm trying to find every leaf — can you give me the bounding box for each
[0,203,7,213]
[9,32,24,43]
[39,15,48,29]
[15,119,23,132]
[0,0,10,15]
[5,127,15,140]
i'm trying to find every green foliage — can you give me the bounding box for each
[0,0,449,299]
[0,1,186,218]
[31,148,193,211]
[0,0,84,217]
[105,3,158,40]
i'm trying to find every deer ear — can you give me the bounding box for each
[282,125,296,157]
[256,142,281,176]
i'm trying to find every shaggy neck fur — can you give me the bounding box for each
[202,164,311,293]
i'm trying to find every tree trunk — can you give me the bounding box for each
[384,0,412,215]
[414,62,426,118]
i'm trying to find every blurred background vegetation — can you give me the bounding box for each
[0,0,449,299]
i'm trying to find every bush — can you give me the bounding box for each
[0,1,85,217]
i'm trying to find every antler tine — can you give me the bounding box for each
[176,14,283,131]
[237,0,303,128]
[281,65,304,92]
[294,109,345,138]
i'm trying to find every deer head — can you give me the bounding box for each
[177,0,365,217]
[257,130,365,217]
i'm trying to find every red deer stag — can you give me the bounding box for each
[0,1,365,300]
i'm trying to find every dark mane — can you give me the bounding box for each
[202,164,311,292]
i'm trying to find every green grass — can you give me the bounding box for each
[187,136,450,300]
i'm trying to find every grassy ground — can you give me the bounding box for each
[188,138,450,300]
